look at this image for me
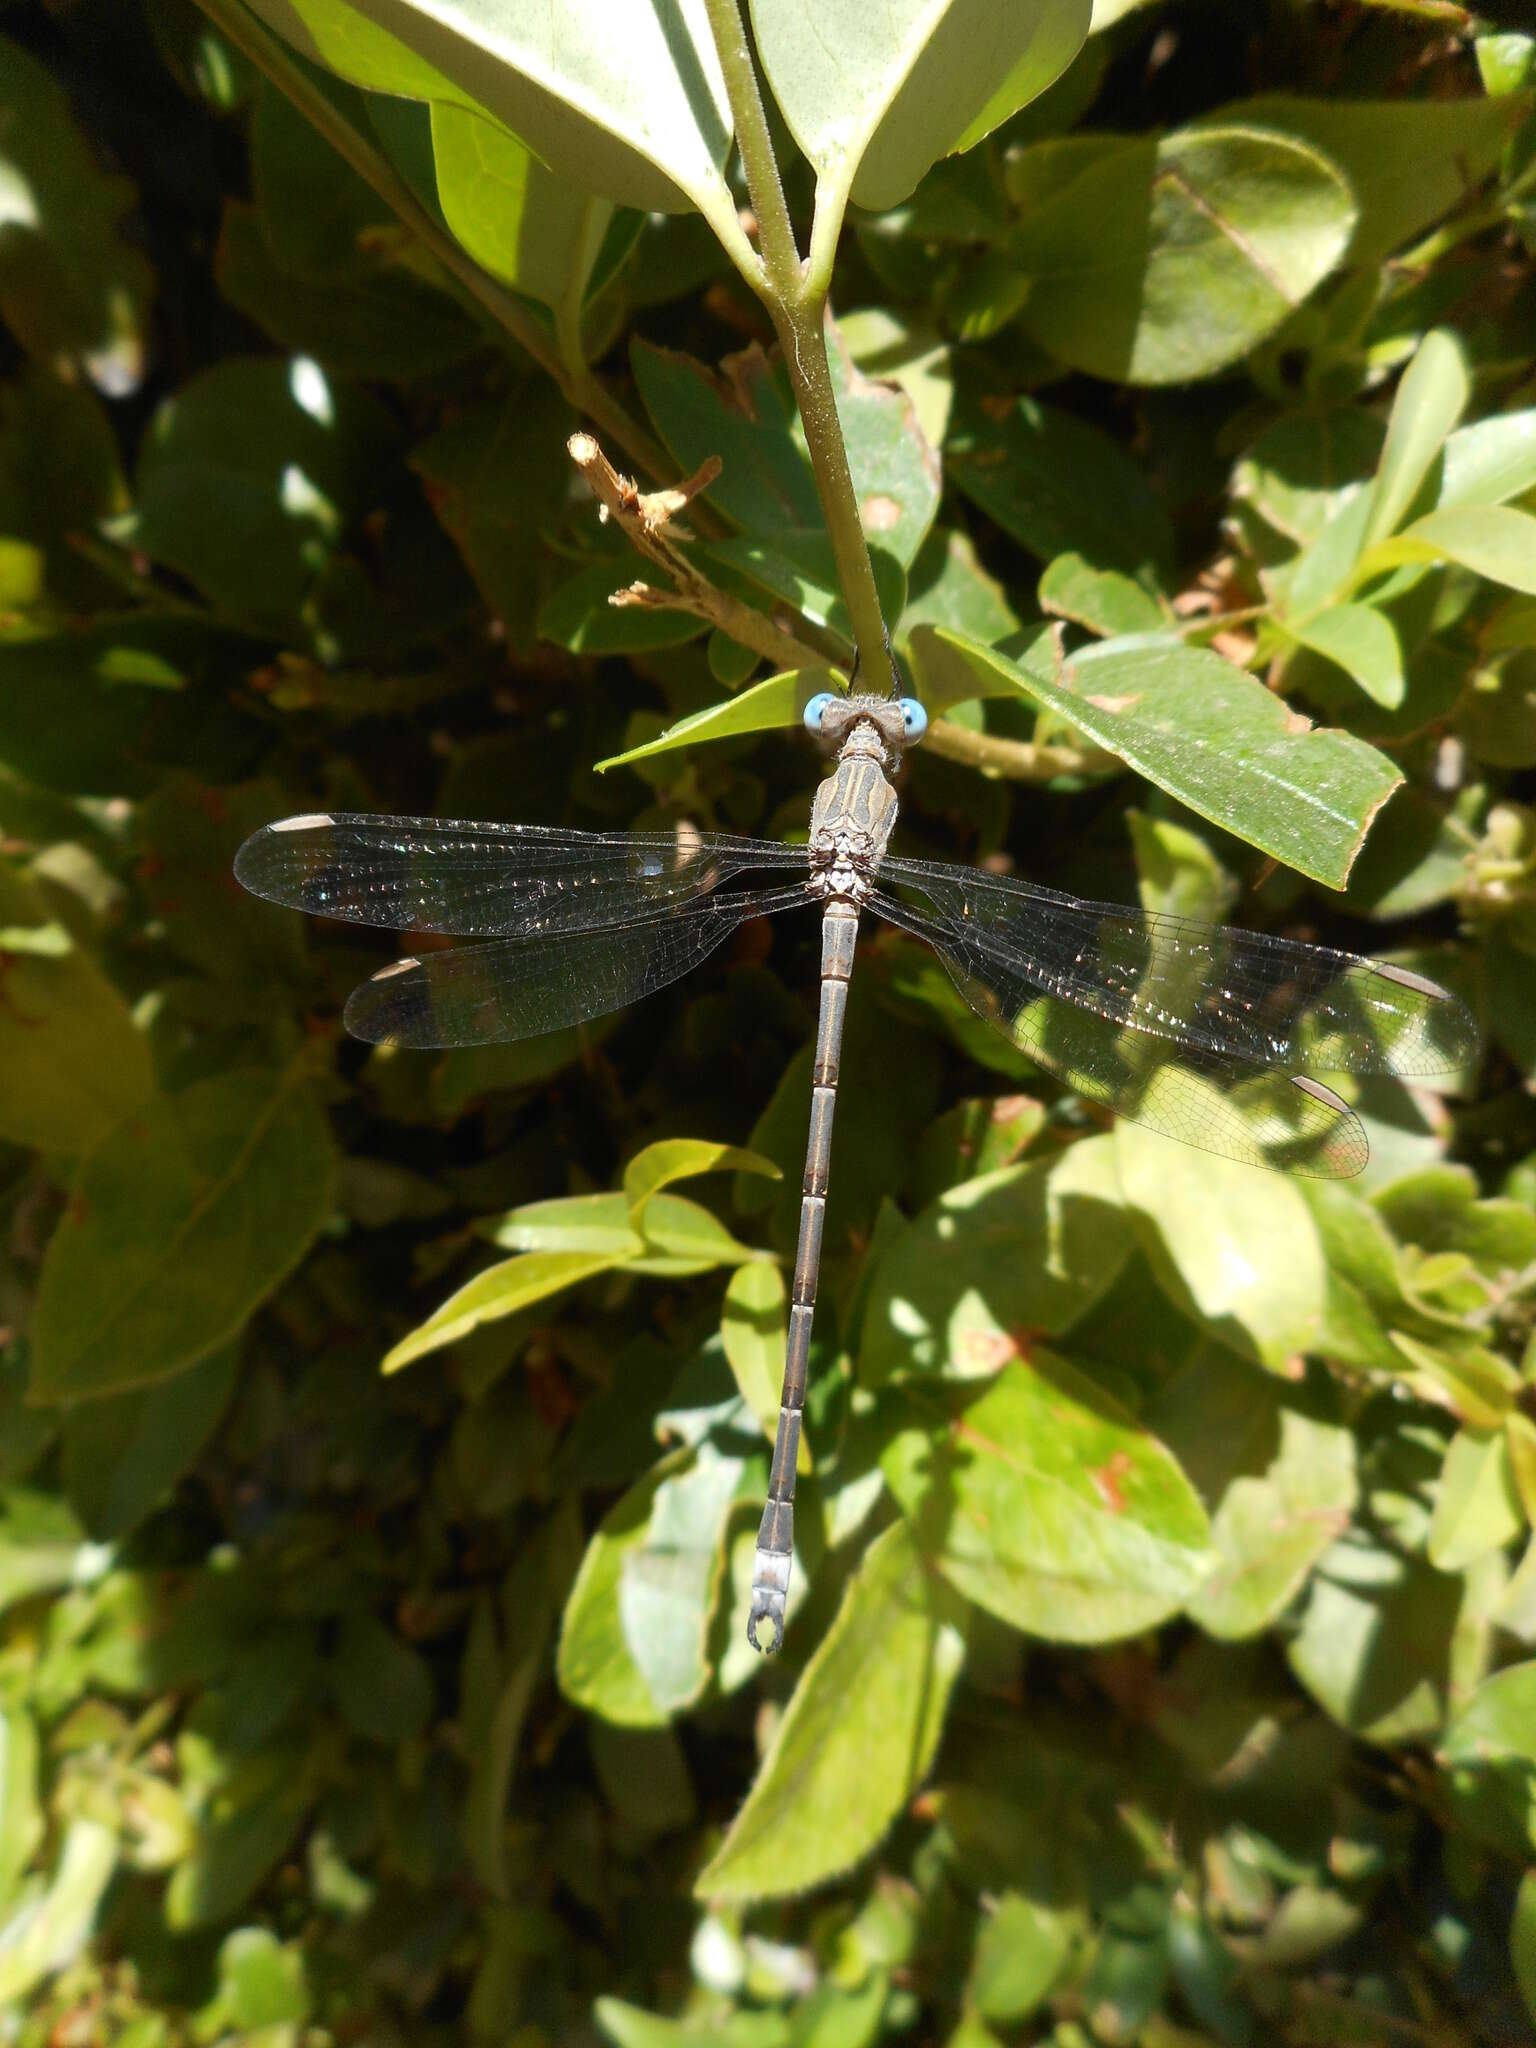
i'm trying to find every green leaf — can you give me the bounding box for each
[750,0,1090,211]
[881,1350,1214,1641]
[596,667,838,771]
[1361,330,1469,552]
[537,557,707,655]
[429,104,619,312]
[1217,92,1531,265]
[217,1928,311,2029]
[329,1612,434,1742]
[486,1192,644,1259]
[966,1892,1074,2021]
[29,1069,335,1402]
[634,327,940,570]
[1187,1408,1358,1639]
[622,1138,782,1217]
[0,869,154,1154]
[1443,1662,1536,1855]
[1427,1428,1525,1573]
[694,1521,966,1899]
[1288,1538,1461,1743]
[1514,1869,1536,2030]
[1284,603,1405,710]
[215,201,479,380]
[1354,504,1536,598]
[1039,553,1166,637]
[0,1707,42,1905]
[1007,125,1356,384]
[127,356,396,636]
[900,527,1020,647]
[721,1261,789,1446]
[382,1250,619,1373]
[1116,1112,1327,1371]
[859,1140,1134,1386]
[246,0,738,222]
[558,1447,744,1727]
[0,1816,117,2004]
[0,36,154,395]
[923,625,1402,887]
[59,1345,238,1541]
[946,392,1173,584]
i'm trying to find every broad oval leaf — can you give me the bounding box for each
[860,1139,1133,1386]
[1285,604,1405,710]
[247,0,737,219]
[0,871,153,1154]
[1116,1106,1327,1372]
[1427,1427,1525,1573]
[921,625,1402,888]
[694,1520,966,1899]
[429,103,618,310]
[750,0,1090,212]
[1008,125,1356,385]
[1442,1660,1536,1855]
[30,1069,335,1402]
[881,1350,1214,1641]
[558,1446,744,1726]
[1187,1408,1357,1640]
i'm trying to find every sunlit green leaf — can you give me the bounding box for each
[1117,1112,1327,1371]
[860,1140,1133,1385]
[383,1250,619,1373]
[558,1447,744,1727]
[1006,125,1355,384]
[922,626,1402,886]
[694,1521,966,1898]
[246,0,738,221]
[750,0,1090,211]
[597,667,838,771]
[1427,1427,1525,1573]
[882,1351,1214,1641]
[1188,1408,1357,1638]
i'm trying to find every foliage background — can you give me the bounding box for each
[3,0,1536,2041]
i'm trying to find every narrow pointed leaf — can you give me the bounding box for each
[1361,330,1469,551]
[1355,504,1536,597]
[382,1251,618,1373]
[622,1138,782,1216]
[597,668,838,771]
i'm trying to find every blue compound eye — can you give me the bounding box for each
[802,691,836,736]
[900,697,928,741]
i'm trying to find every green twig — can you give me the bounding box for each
[191,0,671,481]
[922,716,1116,784]
[700,0,899,697]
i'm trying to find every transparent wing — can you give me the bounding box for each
[345,885,809,1047]
[872,889,1377,1177]
[235,812,804,938]
[880,856,1478,1079]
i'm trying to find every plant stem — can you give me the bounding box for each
[922,717,1116,785]
[191,0,671,481]
[700,0,899,696]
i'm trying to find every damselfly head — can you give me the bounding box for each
[805,690,925,764]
